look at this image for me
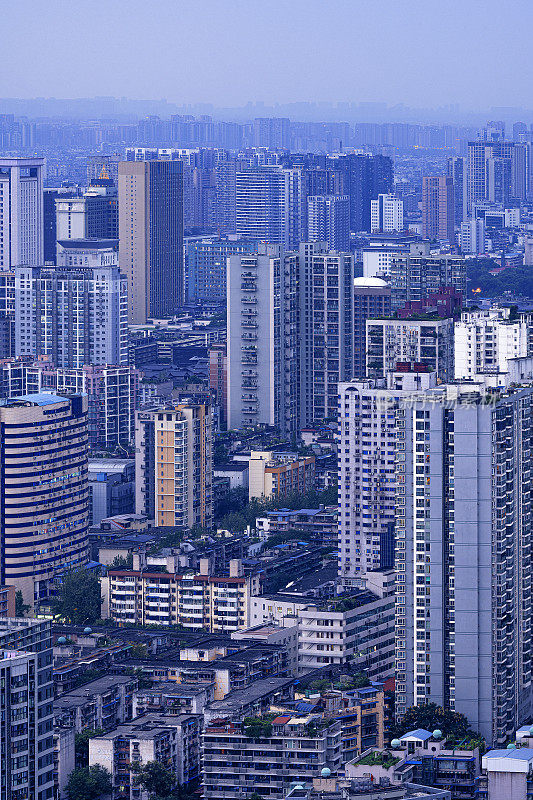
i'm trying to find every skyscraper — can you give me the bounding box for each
[422,176,455,241]
[235,166,307,249]
[353,276,391,378]
[253,117,290,149]
[307,195,350,250]
[338,371,437,581]
[334,153,393,233]
[118,160,184,323]
[185,235,258,303]
[227,246,298,434]
[467,140,514,211]
[15,239,128,368]
[0,157,44,268]
[298,242,355,426]
[447,156,467,224]
[394,382,533,745]
[135,402,213,530]
[370,193,404,233]
[55,181,118,246]
[0,393,89,609]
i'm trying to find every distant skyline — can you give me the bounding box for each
[3,0,533,111]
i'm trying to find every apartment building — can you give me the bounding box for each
[54,675,137,733]
[135,402,212,530]
[395,382,533,745]
[102,554,258,633]
[298,242,355,425]
[89,713,201,798]
[366,317,454,381]
[338,372,437,578]
[248,450,316,501]
[0,394,89,609]
[203,713,342,800]
[0,619,54,800]
[15,239,128,368]
[454,305,533,380]
[227,246,299,434]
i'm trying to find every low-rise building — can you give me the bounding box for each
[89,713,202,798]
[102,554,258,632]
[133,681,215,717]
[255,506,338,546]
[231,622,299,675]
[203,676,294,723]
[346,728,480,800]
[248,450,316,501]
[203,713,342,800]
[54,675,137,733]
[285,775,451,799]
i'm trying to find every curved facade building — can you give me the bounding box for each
[0,393,89,609]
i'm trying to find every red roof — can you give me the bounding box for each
[271,715,291,724]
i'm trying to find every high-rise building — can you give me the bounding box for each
[185,235,258,303]
[227,247,299,434]
[353,276,391,378]
[366,317,455,381]
[43,186,77,264]
[15,239,128,368]
[467,140,515,211]
[370,193,404,233]
[385,253,467,311]
[307,195,350,250]
[0,157,44,268]
[118,160,184,323]
[459,218,486,255]
[253,117,290,149]
[0,394,89,608]
[485,156,512,204]
[298,242,355,426]
[338,371,437,580]
[447,156,467,224]
[394,382,533,745]
[235,166,307,249]
[208,343,227,429]
[135,402,213,530]
[422,176,455,241]
[0,618,54,800]
[55,182,118,247]
[454,306,533,380]
[0,360,139,449]
[333,153,393,233]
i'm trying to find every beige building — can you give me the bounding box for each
[102,553,258,633]
[248,450,315,501]
[135,403,212,530]
[0,393,89,609]
[118,160,184,324]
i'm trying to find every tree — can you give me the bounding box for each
[110,553,133,569]
[15,590,29,618]
[133,761,174,799]
[66,765,111,800]
[389,703,483,745]
[74,728,105,767]
[53,567,102,625]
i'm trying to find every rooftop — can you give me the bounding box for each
[5,392,68,406]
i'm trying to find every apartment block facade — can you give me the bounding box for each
[135,403,213,530]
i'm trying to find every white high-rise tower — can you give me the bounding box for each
[0,157,44,268]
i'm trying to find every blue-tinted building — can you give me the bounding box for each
[185,235,258,302]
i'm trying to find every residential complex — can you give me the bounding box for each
[0,156,44,268]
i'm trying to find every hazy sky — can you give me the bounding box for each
[2,0,532,109]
